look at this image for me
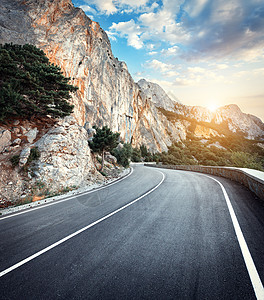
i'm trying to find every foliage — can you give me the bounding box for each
[27,147,41,163]
[159,137,264,171]
[0,43,77,121]
[89,126,120,171]
[131,147,141,162]
[10,155,20,167]
[140,144,148,158]
[112,143,133,167]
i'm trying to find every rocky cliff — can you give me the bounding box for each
[0,0,264,205]
[2,0,262,152]
[0,0,146,143]
[139,80,264,143]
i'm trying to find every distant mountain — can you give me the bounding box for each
[138,80,264,143]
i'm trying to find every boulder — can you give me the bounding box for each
[13,120,20,126]
[0,129,11,153]
[19,147,31,167]
[105,152,117,165]
[20,126,27,135]
[87,128,96,139]
[34,117,99,190]
[25,128,38,143]
[12,138,21,145]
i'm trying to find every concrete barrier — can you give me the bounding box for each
[145,164,264,201]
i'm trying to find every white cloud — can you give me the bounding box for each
[83,0,117,14]
[106,30,117,41]
[109,20,144,49]
[187,67,206,74]
[217,64,229,70]
[161,46,180,56]
[147,51,158,56]
[166,70,180,77]
[145,59,174,73]
[106,0,189,50]
[82,0,159,15]
[79,5,97,14]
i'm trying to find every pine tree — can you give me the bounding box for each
[0,43,77,121]
[89,126,120,171]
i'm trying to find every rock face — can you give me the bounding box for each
[0,0,263,157]
[137,79,177,112]
[34,116,100,190]
[0,0,145,143]
[185,104,264,140]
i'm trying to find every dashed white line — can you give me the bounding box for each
[0,170,165,278]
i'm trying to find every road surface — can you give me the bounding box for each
[0,165,263,299]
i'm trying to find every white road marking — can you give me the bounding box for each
[0,168,134,221]
[0,170,165,278]
[201,173,264,300]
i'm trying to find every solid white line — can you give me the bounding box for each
[0,170,165,278]
[0,168,134,221]
[201,173,264,300]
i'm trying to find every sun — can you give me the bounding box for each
[207,102,219,112]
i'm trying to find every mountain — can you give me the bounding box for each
[0,0,264,204]
[1,0,263,150]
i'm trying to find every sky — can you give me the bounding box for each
[72,0,264,121]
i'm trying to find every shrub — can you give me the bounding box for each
[27,147,40,163]
[10,155,20,167]
[112,143,133,167]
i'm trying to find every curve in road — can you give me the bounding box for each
[0,165,263,299]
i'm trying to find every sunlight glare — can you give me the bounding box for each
[207,102,219,112]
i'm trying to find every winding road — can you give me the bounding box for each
[0,164,264,299]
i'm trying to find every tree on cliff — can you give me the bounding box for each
[0,43,77,121]
[89,126,120,171]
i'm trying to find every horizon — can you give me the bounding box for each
[72,0,264,122]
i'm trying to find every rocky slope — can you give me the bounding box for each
[0,0,145,142]
[138,80,264,143]
[1,0,263,151]
[0,0,264,205]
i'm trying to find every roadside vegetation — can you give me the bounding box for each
[159,133,264,171]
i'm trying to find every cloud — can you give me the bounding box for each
[79,0,263,62]
[109,19,144,49]
[161,46,180,56]
[82,0,117,14]
[106,0,264,61]
[79,5,97,14]
[181,0,264,60]
[145,59,174,73]
[81,0,158,15]
[147,51,158,56]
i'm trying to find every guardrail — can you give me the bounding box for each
[145,164,264,201]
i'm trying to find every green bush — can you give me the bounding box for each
[112,143,133,167]
[10,155,20,167]
[131,147,141,162]
[27,147,40,163]
[159,137,264,171]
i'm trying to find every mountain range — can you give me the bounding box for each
[0,0,263,202]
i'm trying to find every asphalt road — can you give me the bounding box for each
[0,165,263,300]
